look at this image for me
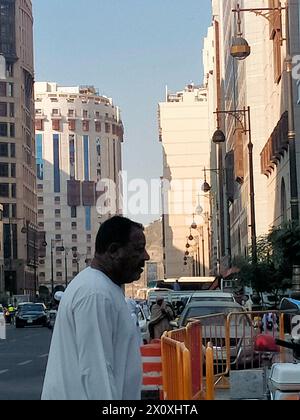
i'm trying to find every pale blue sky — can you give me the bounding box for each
[33,0,212,224]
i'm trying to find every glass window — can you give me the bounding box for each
[55,196,60,204]
[8,83,13,97]
[0,143,8,157]
[11,183,16,198]
[0,82,6,96]
[3,203,9,218]
[0,123,8,137]
[53,134,60,193]
[55,222,61,229]
[71,206,77,218]
[10,143,15,157]
[11,204,16,218]
[55,234,61,241]
[55,209,61,216]
[0,163,9,177]
[9,103,14,117]
[0,183,9,197]
[9,123,15,137]
[0,102,7,117]
[10,163,16,178]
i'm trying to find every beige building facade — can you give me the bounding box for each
[34,83,124,293]
[207,0,300,268]
[159,85,211,278]
[0,0,37,297]
[126,218,164,298]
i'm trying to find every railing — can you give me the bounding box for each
[161,309,290,400]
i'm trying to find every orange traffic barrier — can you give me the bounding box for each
[141,343,163,399]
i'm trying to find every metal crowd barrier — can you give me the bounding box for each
[161,309,290,400]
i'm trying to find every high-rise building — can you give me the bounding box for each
[158,85,211,278]
[209,0,300,267]
[0,0,37,297]
[34,82,124,294]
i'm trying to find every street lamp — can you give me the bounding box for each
[212,107,257,264]
[231,2,299,224]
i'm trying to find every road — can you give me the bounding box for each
[0,324,52,400]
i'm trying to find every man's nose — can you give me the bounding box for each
[144,250,150,261]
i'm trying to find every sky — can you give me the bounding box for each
[33,0,212,225]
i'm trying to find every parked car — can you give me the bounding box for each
[186,291,236,304]
[15,303,47,328]
[136,302,150,344]
[174,301,256,367]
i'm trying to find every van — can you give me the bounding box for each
[187,291,236,305]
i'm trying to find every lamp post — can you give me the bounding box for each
[212,107,257,264]
[231,2,299,224]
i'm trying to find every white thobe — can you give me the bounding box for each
[41,267,142,400]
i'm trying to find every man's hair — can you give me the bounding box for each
[95,216,143,255]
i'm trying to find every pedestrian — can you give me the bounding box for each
[41,216,150,400]
[173,279,181,291]
[148,297,174,339]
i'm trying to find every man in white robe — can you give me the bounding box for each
[42,216,150,400]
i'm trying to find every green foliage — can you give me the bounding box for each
[234,224,300,300]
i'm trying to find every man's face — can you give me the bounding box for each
[113,227,150,284]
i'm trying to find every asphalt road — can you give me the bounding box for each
[0,323,52,400]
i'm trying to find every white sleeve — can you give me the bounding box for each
[73,293,118,400]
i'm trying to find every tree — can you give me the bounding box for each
[234,233,292,307]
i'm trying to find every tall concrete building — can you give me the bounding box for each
[159,85,211,278]
[34,83,124,293]
[212,0,300,267]
[0,0,37,297]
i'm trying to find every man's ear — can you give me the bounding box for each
[107,242,122,256]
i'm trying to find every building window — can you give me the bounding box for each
[38,222,44,228]
[0,123,8,137]
[11,183,16,198]
[87,247,92,255]
[11,203,16,218]
[87,234,91,242]
[69,135,75,179]
[39,261,45,266]
[10,143,15,157]
[82,120,89,132]
[71,222,77,229]
[85,207,91,231]
[37,184,43,191]
[0,143,8,157]
[68,119,76,131]
[52,119,60,131]
[36,134,44,180]
[56,272,62,278]
[68,109,75,117]
[96,139,101,156]
[3,203,9,217]
[39,272,45,278]
[55,196,60,204]
[0,183,9,197]
[10,163,16,178]
[72,234,77,242]
[35,119,43,131]
[8,83,13,97]
[105,123,110,133]
[0,163,9,177]
[56,260,62,266]
[53,134,60,193]
[55,209,61,217]
[52,109,60,116]
[71,206,77,218]
[83,136,89,181]
[83,110,88,118]
[38,196,43,204]
[55,222,61,230]
[9,103,14,117]
[55,234,61,241]
[9,123,15,137]
[0,82,6,96]
[95,121,101,132]
[38,209,44,216]
[0,102,7,117]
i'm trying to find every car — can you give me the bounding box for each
[175,301,256,367]
[15,303,47,328]
[136,302,150,344]
[186,291,236,304]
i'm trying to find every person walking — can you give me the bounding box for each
[42,216,150,400]
[148,297,174,339]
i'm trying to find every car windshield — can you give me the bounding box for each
[19,305,44,312]
[182,306,243,326]
[190,297,234,302]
